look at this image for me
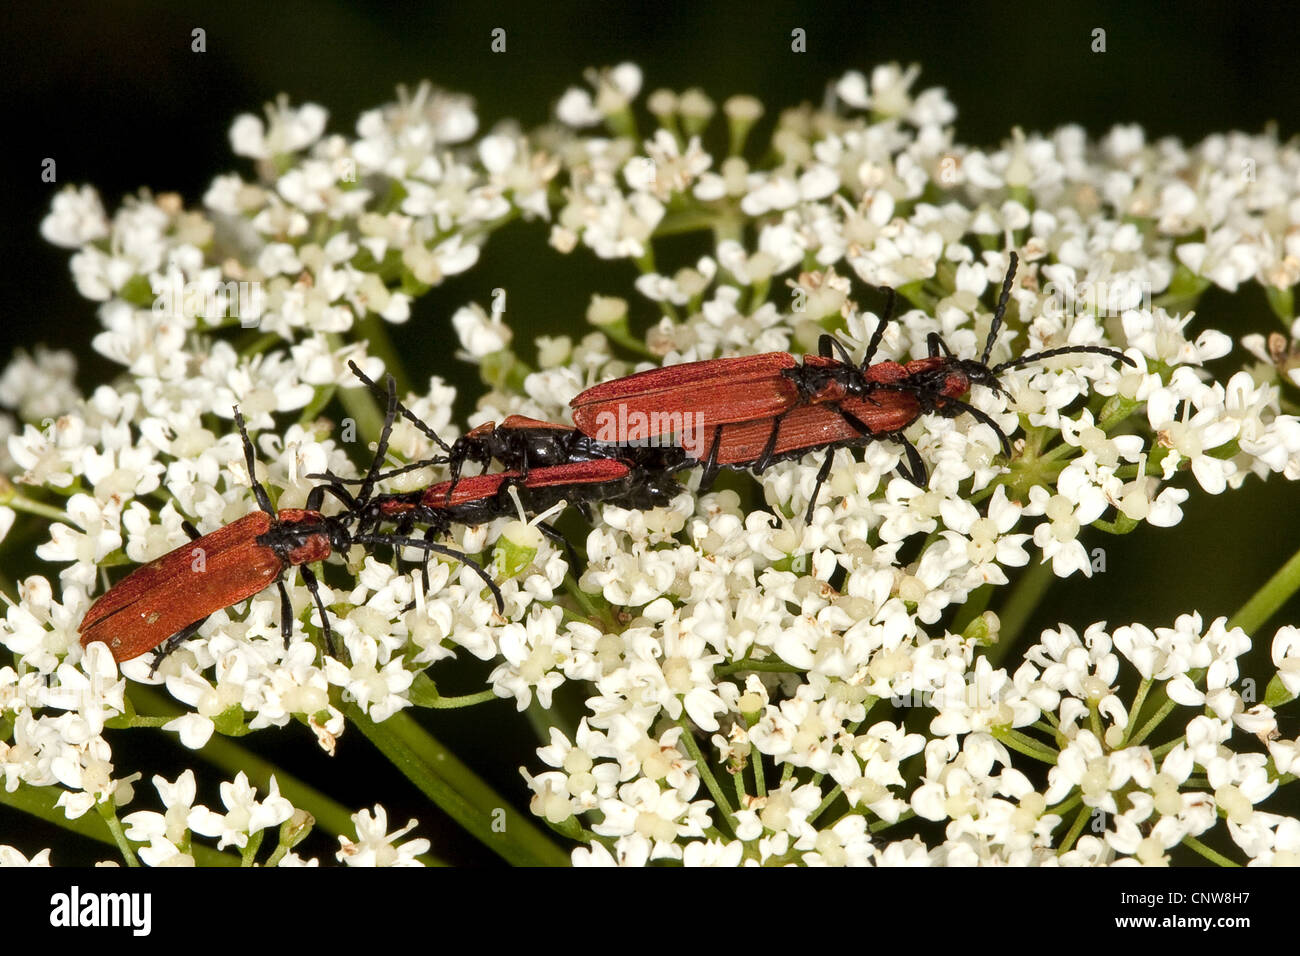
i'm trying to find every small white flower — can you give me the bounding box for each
[323,634,413,722]
[451,302,512,357]
[188,772,294,850]
[0,845,52,866]
[336,805,430,866]
[230,97,327,159]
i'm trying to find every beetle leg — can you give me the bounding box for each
[861,287,896,368]
[298,564,336,658]
[804,449,837,523]
[394,524,439,614]
[894,436,928,486]
[698,426,723,491]
[940,397,1013,456]
[537,521,582,578]
[837,404,873,440]
[317,482,360,514]
[147,617,209,677]
[754,413,786,473]
[827,336,856,367]
[353,373,400,510]
[277,579,295,650]
[927,332,955,359]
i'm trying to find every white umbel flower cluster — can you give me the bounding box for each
[4,62,1300,866]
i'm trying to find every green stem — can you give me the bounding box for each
[422,688,497,709]
[1057,804,1090,854]
[1127,686,1193,748]
[987,559,1054,665]
[602,324,657,359]
[351,315,407,394]
[950,584,994,635]
[562,576,606,628]
[715,656,804,677]
[104,714,173,729]
[1149,735,1185,760]
[336,373,387,449]
[992,726,1059,765]
[0,783,238,866]
[731,768,746,808]
[127,686,358,839]
[1046,792,1082,820]
[345,704,568,866]
[238,331,283,358]
[96,800,138,867]
[751,747,767,798]
[201,733,357,837]
[809,784,842,824]
[713,208,743,245]
[1099,396,1142,432]
[240,830,264,867]
[1122,677,1153,746]
[526,697,570,746]
[654,209,724,238]
[1182,834,1239,867]
[2,493,71,523]
[1088,701,1103,740]
[868,808,914,834]
[1035,439,1080,465]
[674,715,737,835]
[297,384,339,426]
[1131,542,1300,748]
[1227,540,1300,634]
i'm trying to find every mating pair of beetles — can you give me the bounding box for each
[79,253,1134,670]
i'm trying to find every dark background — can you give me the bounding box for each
[2,1,1299,865]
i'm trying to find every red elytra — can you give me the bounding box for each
[358,457,674,530]
[565,287,955,453]
[473,414,573,435]
[694,396,917,466]
[77,377,503,669]
[343,458,680,611]
[567,252,1133,519]
[338,360,689,501]
[686,396,929,521]
[570,352,800,444]
[78,509,331,664]
[299,378,694,609]
[471,457,630,490]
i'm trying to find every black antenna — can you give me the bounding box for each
[351,531,504,611]
[234,408,277,517]
[353,372,401,508]
[992,345,1135,375]
[980,251,1019,367]
[348,360,453,455]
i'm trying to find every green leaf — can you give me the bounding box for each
[212,704,250,737]
[119,273,156,307]
[347,706,569,866]
[1265,673,1296,709]
[494,535,539,579]
[408,672,442,708]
